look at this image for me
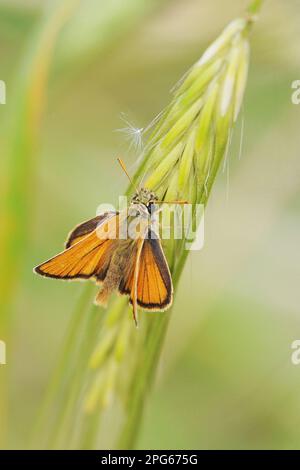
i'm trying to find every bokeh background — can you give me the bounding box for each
[0,0,300,449]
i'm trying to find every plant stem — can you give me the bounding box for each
[248,0,264,15]
[31,284,94,448]
[117,171,217,449]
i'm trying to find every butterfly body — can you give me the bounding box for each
[34,188,173,325]
[95,239,134,306]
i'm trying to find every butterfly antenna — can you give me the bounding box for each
[117,157,138,193]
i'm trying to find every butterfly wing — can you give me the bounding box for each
[34,214,119,281]
[65,212,116,248]
[119,230,173,311]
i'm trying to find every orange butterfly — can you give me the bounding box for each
[34,160,178,326]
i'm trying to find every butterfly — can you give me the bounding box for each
[34,159,183,326]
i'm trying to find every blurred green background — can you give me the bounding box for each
[0,0,300,450]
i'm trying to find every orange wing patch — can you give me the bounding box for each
[135,236,173,310]
[65,212,116,248]
[34,215,119,280]
[118,232,173,311]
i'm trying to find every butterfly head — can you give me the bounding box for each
[131,187,158,213]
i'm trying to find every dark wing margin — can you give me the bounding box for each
[65,211,117,248]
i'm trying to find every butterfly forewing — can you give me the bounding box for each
[65,212,117,248]
[34,214,119,280]
[119,230,173,311]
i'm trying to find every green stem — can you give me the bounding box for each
[247,0,264,15]
[31,284,94,448]
[117,169,217,449]
[49,305,103,449]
